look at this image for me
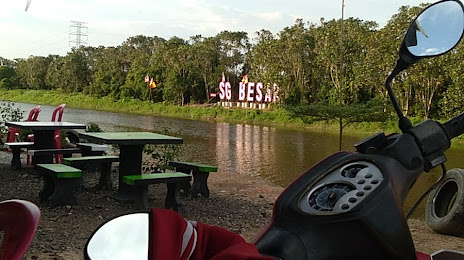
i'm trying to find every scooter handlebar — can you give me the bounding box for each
[442,112,464,140]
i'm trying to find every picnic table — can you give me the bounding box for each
[5,121,86,164]
[78,132,183,201]
[5,121,87,205]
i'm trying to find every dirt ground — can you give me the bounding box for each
[0,150,463,259]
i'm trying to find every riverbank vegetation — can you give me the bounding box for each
[0,88,397,133]
[1,3,464,144]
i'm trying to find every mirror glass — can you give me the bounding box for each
[405,0,464,57]
[86,213,149,260]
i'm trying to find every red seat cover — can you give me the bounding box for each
[0,200,40,260]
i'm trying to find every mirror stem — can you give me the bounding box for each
[386,59,413,132]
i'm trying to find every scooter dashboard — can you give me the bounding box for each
[299,161,384,215]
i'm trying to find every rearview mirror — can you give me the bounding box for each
[401,0,464,63]
[84,213,149,260]
[386,0,464,132]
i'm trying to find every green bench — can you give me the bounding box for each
[168,161,218,198]
[36,164,83,207]
[3,142,34,169]
[63,155,119,190]
[123,172,191,212]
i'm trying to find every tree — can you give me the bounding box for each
[441,44,464,117]
[45,56,65,90]
[85,47,127,98]
[311,18,377,105]
[381,5,424,116]
[406,57,448,119]
[121,36,166,100]
[276,19,316,105]
[216,31,249,96]
[15,56,52,90]
[0,65,19,89]
[45,49,91,93]
[157,37,192,105]
[189,35,220,101]
[248,29,279,82]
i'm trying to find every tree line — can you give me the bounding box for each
[1,3,463,119]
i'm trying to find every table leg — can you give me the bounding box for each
[33,130,55,164]
[117,144,143,201]
[49,178,79,207]
[39,174,55,203]
[191,171,210,198]
[34,130,61,205]
[165,183,182,213]
[98,162,113,191]
[175,167,192,193]
[10,147,22,170]
[134,185,149,210]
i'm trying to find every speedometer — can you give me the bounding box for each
[299,161,384,215]
[308,183,355,211]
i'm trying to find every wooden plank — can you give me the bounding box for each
[123,172,190,185]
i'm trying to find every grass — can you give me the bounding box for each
[1,88,463,145]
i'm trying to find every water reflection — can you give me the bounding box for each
[211,122,361,185]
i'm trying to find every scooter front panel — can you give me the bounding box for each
[299,161,384,215]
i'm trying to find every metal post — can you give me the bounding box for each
[339,0,345,151]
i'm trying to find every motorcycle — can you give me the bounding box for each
[84,0,464,259]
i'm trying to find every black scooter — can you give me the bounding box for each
[84,1,464,259]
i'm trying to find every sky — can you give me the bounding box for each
[1,0,430,60]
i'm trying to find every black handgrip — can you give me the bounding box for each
[442,112,464,140]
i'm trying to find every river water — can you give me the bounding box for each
[11,102,464,218]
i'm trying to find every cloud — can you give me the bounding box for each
[256,11,283,22]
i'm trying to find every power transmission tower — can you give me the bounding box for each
[69,21,88,48]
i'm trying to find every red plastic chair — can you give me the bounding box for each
[27,104,66,164]
[0,200,41,260]
[52,104,66,163]
[5,106,41,143]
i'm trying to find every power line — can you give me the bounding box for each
[69,21,88,48]
[1,33,69,58]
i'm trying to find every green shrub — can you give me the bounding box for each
[86,122,103,132]
[143,125,182,173]
[0,101,24,144]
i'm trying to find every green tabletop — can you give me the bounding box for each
[78,132,183,145]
